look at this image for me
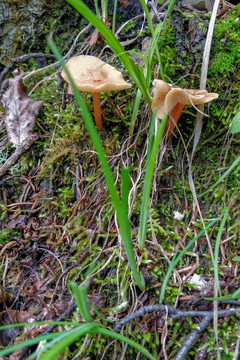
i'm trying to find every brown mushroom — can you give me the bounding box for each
[61,55,132,129]
[151,79,219,140]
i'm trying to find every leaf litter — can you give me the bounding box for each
[2,69,42,147]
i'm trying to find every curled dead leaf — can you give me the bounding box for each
[2,69,42,147]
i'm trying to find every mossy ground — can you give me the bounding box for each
[0,3,240,359]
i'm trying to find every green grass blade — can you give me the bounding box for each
[231,111,240,133]
[146,0,176,75]
[146,110,157,161]
[129,88,143,136]
[112,0,118,34]
[35,323,155,360]
[94,0,99,17]
[138,0,154,35]
[205,288,240,301]
[129,65,148,136]
[101,0,108,21]
[48,40,144,290]
[232,256,240,262]
[138,113,169,249]
[159,218,220,303]
[71,282,92,322]
[66,0,151,105]
[138,0,161,82]
[214,208,229,296]
[0,321,79,332]
[121,167,130,214]
[147,22,163,81]
[199,155,240,197]
[117,205,145,290]
[38,323,98,360]
[95,327,156,360]
[0,332,68,357]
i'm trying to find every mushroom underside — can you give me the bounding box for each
[164,102,185,140]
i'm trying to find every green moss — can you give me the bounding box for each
[156,18,183,80]
[0,229,11,244]
[209,5,240,77]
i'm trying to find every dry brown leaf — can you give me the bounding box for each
[6,214,26,229]
[89,28,99,46]
[2,69,42,147]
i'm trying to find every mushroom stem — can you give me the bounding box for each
[165,102,185,140]
[92,92,103,130]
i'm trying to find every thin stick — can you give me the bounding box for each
[0,137,37,178]
[114,303,240,360]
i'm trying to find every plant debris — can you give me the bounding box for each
[2,69,42,147]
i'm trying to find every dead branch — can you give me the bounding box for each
[0,53,56,88]
[114,303,240,360]
[0,136,37,178]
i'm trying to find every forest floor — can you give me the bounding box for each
[0,1,240,359]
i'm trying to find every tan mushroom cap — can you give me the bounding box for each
[61,55,132,92]
[152,79,219,119]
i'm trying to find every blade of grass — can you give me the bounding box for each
[146,0,176,77]
[94,0,99,17]
[121,167,130,215]
[36,322,156,360]
[0,321,79,332]
[138,0,161,82]
[38,323,99,360]
[71,282,92,322]
[199,155,240,197]
[138,113,169,249]
[129,88,143,136]
[101,0,108,22]
[49,40,144,290]
[139,0,154,35]
[205,288,240,301]
[112,0,118,34]
[0,331,69,357]
[159,217,220,303]
[95,327,156,360]
[214,208,229,295]
[213,207,229,360]
[119,168,145,288]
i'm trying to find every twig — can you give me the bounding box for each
[0,53,56,86]
[114,303,240,360]
[41,302,77,336]
[174,313,212,360]
[0,136,37,178]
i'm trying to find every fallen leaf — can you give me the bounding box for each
[119,0,130,7]
[6,214,26,229]
[2,69,42,147]
[89,28,99,46]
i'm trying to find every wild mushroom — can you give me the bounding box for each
[151,79,219,140]
[61,55,132,130]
